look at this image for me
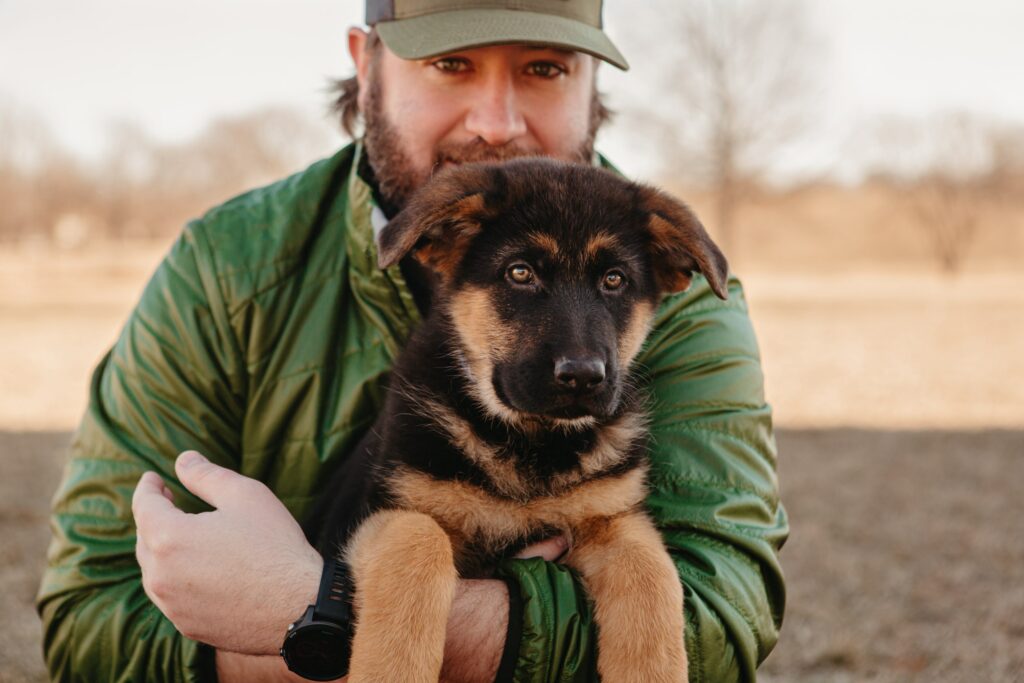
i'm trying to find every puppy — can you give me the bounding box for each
[308,158,728,682]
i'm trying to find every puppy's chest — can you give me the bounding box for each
[382,396,651,568]
[386,463,649,571]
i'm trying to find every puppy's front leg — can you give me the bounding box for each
[344,509,458,683]
[568,511,687,683]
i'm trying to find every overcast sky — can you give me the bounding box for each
[2,0,1022,181]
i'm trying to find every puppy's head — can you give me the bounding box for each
[379,159,728,424]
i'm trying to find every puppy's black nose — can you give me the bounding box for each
[554,357,606,390]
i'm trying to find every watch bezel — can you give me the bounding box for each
[280,606,353,681]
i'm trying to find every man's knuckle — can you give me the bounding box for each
[242,477,270,498]
[149,529,177,556]
[131,495,147,521]
[144,573,169,601]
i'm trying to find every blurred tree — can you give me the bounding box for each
[866,113,998,274]
[0,98,54,241]
[94,107,337,239]
[985,123,1024,201]
[620,0,821,250]
[0,97,93,242]
[0,103,338,244]
[192,106,336,195]
[97,121,157,238]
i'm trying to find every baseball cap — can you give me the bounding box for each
[366,0,629,70]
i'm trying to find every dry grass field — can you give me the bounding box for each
[3,237,1022,432]
[1,224,1022,681]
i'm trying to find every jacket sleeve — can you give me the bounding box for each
[494,275,788,683]
[36,221,246,682]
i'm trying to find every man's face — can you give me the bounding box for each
[351,31,602,213]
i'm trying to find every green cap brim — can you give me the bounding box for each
[375,9,629,71]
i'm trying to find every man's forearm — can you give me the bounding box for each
[216,578,509,683]
[217,651,309,683]
[441,578,509,683]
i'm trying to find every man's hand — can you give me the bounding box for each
[132,450,322,655]
[515,534,570,561]
[438,535,570,683]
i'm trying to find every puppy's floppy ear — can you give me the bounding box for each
[377,164,501,276]
[640,187,730,300]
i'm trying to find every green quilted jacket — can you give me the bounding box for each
[37,142,787,682]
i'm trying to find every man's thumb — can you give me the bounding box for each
[175,450,239,508]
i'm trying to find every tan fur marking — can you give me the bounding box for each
[648,214,678,244]
[406,389,645,498]
[529,232,561,258]
[447,287,524,424]
[617,300,656,371]
[548,411,647,490]
[651,215,700,294]
[416,396,531,499]
[445,288,619,430]
[567,511,687,682]
[453,192,486,219]
[343,510,458,683]
[584,232,622,260]
[388,465,648,553]
[549,415,597,431]
[661,271,693,294]
[413,193,486,277]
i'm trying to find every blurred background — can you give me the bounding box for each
[1,0,1022,681]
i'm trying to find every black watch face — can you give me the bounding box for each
[283,623,351,681]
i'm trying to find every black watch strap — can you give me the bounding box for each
[313,556,353,625]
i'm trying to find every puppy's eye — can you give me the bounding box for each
[602,270,626,291]
[507,264,535,285]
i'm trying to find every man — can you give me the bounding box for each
[37,1,787,681]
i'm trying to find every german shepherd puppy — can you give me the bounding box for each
[308,158,728,682]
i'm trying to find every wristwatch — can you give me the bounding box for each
[280,556,355,681]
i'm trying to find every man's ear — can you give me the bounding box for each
[377,164,501,276]
[348,28,371,101]
[640,187,729,300]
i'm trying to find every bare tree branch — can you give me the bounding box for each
[864,112,998,273]
[0,102,337,244]
[615,0,822,250]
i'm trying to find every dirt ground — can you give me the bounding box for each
[760,428,1024,683]
[1,242,1022,681]
[5,429,1022,682]
[0,431,68,683]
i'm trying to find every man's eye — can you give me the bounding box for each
[432,57,470,74]
[525,62,566,79]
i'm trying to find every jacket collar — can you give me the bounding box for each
[342,142,422,358]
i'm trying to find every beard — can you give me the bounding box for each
[361,73,609,217]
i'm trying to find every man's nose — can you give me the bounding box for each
[463,73,528,146]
